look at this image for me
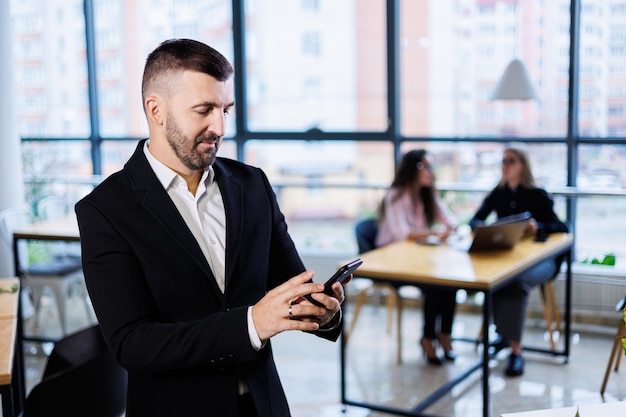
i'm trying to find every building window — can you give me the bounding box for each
[302,32,320,56]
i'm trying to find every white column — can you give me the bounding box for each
[0,1,26,277]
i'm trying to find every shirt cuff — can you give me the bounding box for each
[318,308,342,332]
[247,306,264,351]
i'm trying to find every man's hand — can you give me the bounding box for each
[251,271,349,341]
[298,276,348,328]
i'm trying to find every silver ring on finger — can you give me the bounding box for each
[288,304,295,320]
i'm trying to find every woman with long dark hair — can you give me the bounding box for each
[376,149,458,365]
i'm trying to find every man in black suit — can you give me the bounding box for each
[75,38,345,417]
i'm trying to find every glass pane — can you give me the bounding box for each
[400,142,567,187]
[578,144,626,190]
[399,142,568,224]
[101,141,140,177]
[10,0,90,137]
[22,141,94,211]
[400,0,569,138]
[244,0,388,132]
[93,0,235,138]
[244,140,393,254]
[579,0,626,137]
[101,138,238,176]
[576,144,626,270]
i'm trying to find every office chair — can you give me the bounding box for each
[346,218,405,363]
[538,280,562,350]
[0,206,89,336]
[21,325,128,417]
[36,195,82,261]
[477,281,563,352]
[36,196,69,221]
[479,222,571,351]
[537,221,572,350]
[600,294,626,395]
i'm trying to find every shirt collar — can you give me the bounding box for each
[143,140,214,191]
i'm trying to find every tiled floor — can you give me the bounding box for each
[17,284,626,417]
[274,294,626,417]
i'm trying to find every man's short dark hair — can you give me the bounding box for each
[142,38,234,101]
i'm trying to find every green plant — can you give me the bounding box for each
[0,283,19,294]
[581,253,616,266]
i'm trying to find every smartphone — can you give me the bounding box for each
[302,258,363,307]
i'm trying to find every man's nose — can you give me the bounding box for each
[209,113,226,137]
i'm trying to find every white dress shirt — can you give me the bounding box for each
[143,141,262,354]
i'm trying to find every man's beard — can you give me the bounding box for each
[165,113,220,171]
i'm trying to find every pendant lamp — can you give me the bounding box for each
[491,58,539,101]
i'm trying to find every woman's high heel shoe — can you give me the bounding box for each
[420,337,442,365]
[437,333,457,361]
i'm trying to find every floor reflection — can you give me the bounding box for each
[20,285,626,417]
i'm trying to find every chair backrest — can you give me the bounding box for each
[355,219,378,254]
[37,196,69,221]
[0,206,31,246]
[551,220,572,280]
[0,206,32,268]
[23,325,128,417]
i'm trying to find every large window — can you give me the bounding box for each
[400,1,570,138]
[93,0,234,139]
[244,0,388,132]
[12,0,89,137]
[8,0,626,270]
[579,0,626,138]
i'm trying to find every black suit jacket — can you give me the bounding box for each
[75,140,340,416]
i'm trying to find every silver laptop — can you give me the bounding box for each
[467,212,531,252]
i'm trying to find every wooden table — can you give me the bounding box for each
[340,233,574,417]
[500,401,625,416]
[12,214,80,242]
[10,215,81,414]
[0,277,20,417]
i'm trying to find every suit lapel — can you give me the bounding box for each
[213,160,243,291]
[125,141,222,295]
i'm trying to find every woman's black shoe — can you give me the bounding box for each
[437,333,456,361]
[420,338,443,366]
[505,352,524,377]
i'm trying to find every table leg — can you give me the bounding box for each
[396,295,403,364]
[12,240,26,414]
[482,290,492,417]
[564,250,572,361]
[1,384,15,417]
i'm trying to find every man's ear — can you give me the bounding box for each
[145,95,164,126]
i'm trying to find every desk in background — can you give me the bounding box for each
[10,215,82,414]
[341,233,573,417]
[0,277,20,417]
[12,214,80,243]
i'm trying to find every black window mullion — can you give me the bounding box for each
[232,0,247,160]
[84,0,102,175]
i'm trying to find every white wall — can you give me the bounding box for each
[0,0,26,277]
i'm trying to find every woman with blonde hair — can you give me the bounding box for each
[469,147,568,377]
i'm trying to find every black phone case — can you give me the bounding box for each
[303,258,362,307]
